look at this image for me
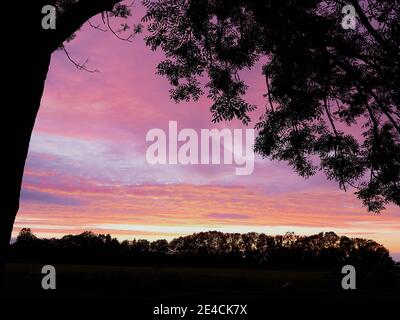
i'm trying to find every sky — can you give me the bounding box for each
[12,4,400,260]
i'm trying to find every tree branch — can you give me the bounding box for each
[323,47,400,135]
[105,12,134,42]
[349,0,398,56]
[88,19,108,32]
[47,0,122,52]
[61,45,99,73]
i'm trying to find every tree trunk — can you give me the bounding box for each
[0,51,51,283]
[0,0,121,286]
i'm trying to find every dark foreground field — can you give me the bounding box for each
[1,263,399,317]
[2,263,399,301]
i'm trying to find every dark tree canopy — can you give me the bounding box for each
[142,0,400,212]
[10,229,394,273]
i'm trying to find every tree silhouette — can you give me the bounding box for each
[16,228,38,244]
[143,0,399,212]
[2,0,133,275]
[9,229,395,278]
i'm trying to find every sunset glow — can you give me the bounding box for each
[14,11,400,259]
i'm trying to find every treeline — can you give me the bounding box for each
[9,228,394,272]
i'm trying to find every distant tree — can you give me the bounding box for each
[240,232,258,259]
[143,0,400,212]
[133,239,151,253]
[9,230,395,275]
[16,228,37,244]
[151,239,169,254]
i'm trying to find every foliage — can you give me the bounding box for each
[142,0,400,212]
[10,230,394,273]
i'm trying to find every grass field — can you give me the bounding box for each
[2,263,399,303]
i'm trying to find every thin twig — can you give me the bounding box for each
[88,19,108,32]
[61,45,99,73]
[105,12,134,42]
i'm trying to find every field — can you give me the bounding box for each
[2,263,399,302]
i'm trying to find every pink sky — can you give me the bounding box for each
[13,5,400,259]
